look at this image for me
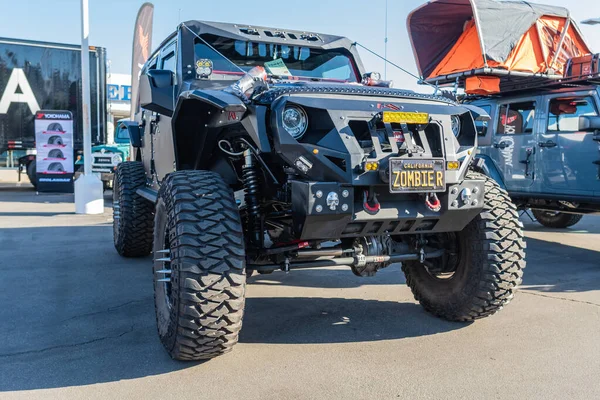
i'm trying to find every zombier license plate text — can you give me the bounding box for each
[389,158,445,193]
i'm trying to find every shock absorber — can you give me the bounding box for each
[242,149,262,245]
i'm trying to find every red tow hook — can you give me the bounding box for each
[363,190,381,215]
[425,193,442,212]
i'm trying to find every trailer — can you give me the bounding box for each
[0,37,107,187]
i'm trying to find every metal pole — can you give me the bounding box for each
[75,0,103,214]
[80,0,92,176]
[384,0,388,80]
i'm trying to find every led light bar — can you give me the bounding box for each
[382,111,429,124]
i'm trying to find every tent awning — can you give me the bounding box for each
[407,0,591,92]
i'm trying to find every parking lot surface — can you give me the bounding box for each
[1,184,599,399]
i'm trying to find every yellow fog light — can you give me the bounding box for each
[447,161,460,170]
[365,161,379,171]
[382,111,429,124]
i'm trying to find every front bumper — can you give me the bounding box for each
[292,179,485,240]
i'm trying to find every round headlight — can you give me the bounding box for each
[451,115,461,138]
[112,154,123,164]
[282,105,308,139]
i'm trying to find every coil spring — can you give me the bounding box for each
[242,164,261,243]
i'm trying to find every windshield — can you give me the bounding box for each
[194,35,359,82]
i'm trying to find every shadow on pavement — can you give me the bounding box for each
[522,215,600,234]
[0,224,463,392]
[521,237,600,293]
[241,297,462,345]
[0,211,76,217]
[0,215,598,391]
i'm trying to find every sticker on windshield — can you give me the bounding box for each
[196,59,213,79]
[264,59,292,76]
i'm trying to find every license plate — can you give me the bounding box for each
[95,157,112,163]
[389,158,446,193]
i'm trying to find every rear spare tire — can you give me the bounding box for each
[113,161,154,257]
[531,210,583,229]
[153,170,246,361]
[402,172,526,321]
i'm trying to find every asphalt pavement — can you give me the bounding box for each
[0,182,599,399]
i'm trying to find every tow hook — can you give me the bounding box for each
[425,192,441,212]
[363,190,381,215]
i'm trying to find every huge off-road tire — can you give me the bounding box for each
[153,171,246,361]
[531,210,583,229]
[402,172,526,322]
[113,161,154,257]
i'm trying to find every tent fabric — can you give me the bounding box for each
[408,0,591,81]
[430,21,499,78]
[430,15,588,79]
[465,76,501,95]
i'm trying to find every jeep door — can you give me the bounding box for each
[537,90,600,196]
[488,98,539,191]
[139,39,177,188]
[152,40,177,182]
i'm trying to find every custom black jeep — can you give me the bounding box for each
[113,21,526,361]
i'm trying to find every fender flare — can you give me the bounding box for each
[472,155,506,190]
[171,89,271,176]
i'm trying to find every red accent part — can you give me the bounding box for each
[297,241,310,249]
[425,193,442,212]
[393,131,405,143]
[364,201,381,213]
[363,190,381,214]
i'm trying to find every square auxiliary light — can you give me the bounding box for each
[365,161,379,171]
[447,161,460,170]
[382,111,429,124]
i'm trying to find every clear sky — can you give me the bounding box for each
[1,0,599,92]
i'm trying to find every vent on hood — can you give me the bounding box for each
[239,27,260,36]
[300,33,321,42]
[265,30,286,38]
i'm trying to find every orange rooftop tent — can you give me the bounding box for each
[407,0,592,94]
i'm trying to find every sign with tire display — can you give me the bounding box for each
[35,110,74,193]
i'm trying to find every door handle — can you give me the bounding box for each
[538,140,557,148]
[494,141,509,149]
[519,147,534,177]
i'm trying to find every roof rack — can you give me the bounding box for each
[425,68,600,95]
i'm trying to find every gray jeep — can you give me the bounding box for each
[469,87,600,228]
[112,21,525,361]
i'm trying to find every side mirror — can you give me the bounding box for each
[363,72,382,81]
[139,69,175,116]
[127,123,143,148]
[362,72,392,88]
[579,116,600,132]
